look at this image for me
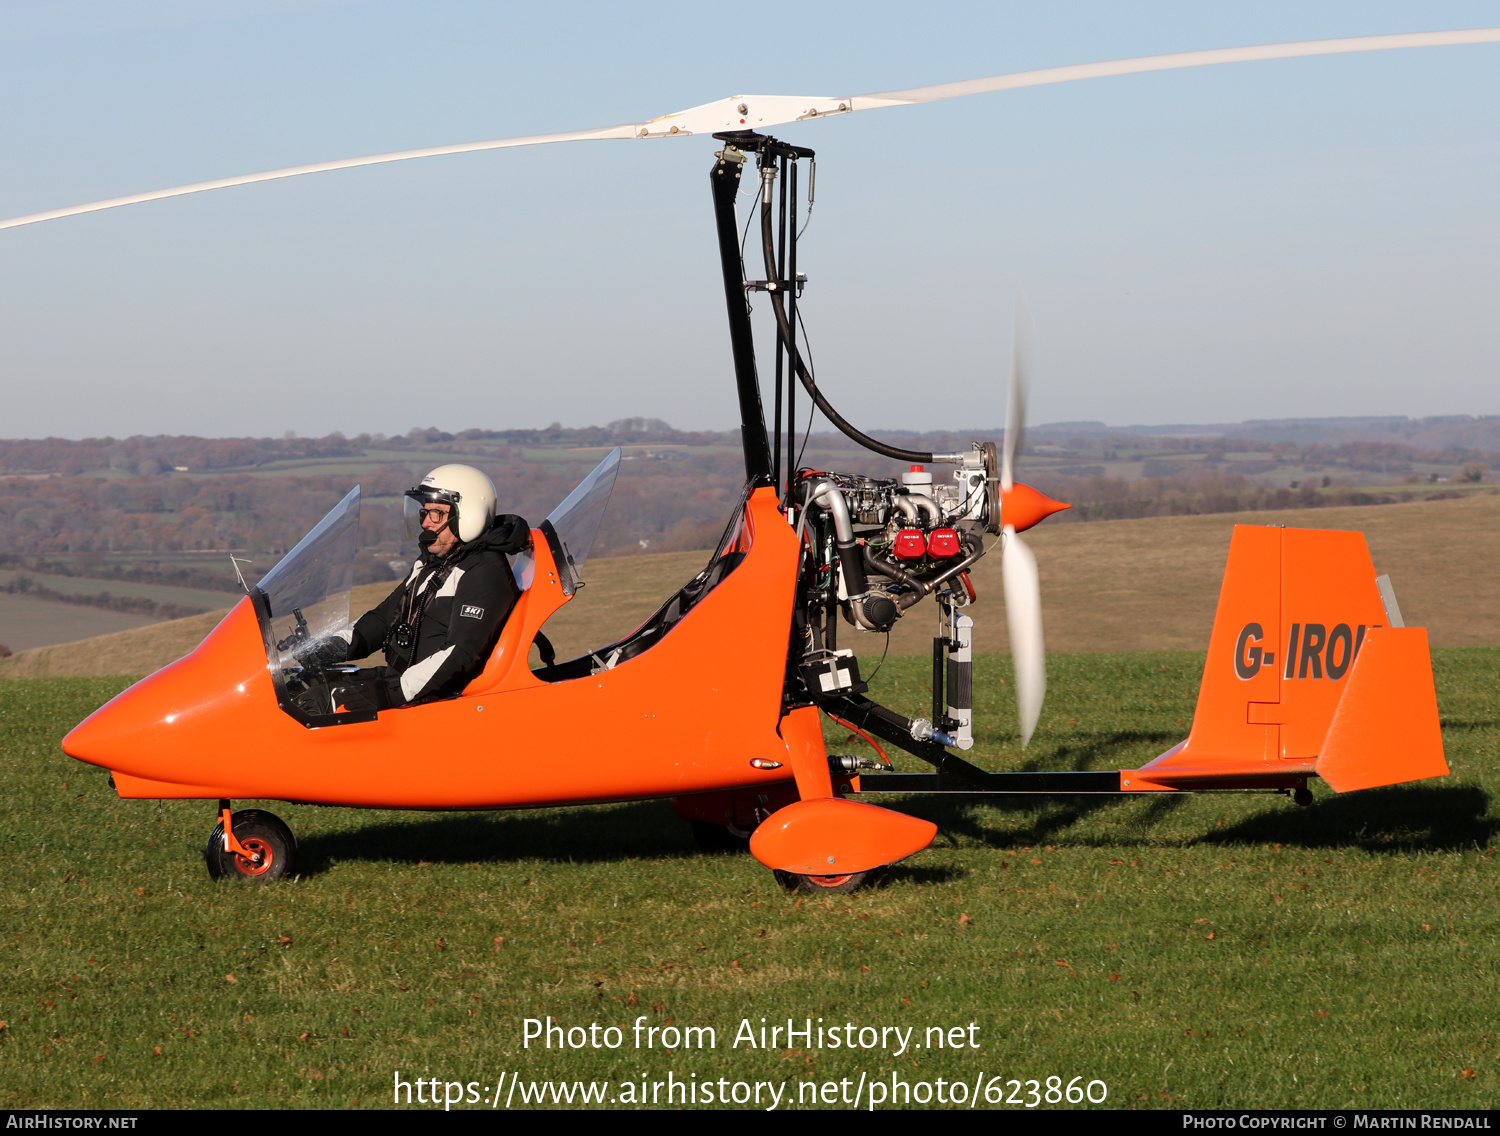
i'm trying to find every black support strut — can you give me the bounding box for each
[710,149,774,487]
[825,692,1126,794]
[855,771,1125,794]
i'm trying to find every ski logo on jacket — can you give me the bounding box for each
[460,604,485,620]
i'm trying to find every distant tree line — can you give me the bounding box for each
[0,433,364,476]
[1025,470,1482,524]
[1,574,208,620]
[0,420,740,477]
[0,448,751,590]
[2,428,1494,600]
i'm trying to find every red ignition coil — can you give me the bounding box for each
[893,528,927,560]
[926,527,962,559]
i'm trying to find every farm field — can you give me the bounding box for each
[0,567,237,612]
[0,593,157,655]
[0,648,1495,1110]
[0,569,236,614]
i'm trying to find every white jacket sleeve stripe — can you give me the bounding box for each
[433,566,466,599]
[400,644,455,702]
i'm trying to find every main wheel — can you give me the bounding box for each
[773,869,875,894]
[204,809,297,881]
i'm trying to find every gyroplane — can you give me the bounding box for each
[20,28,1481,888]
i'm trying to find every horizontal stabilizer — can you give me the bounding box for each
[1316,627,1447,792]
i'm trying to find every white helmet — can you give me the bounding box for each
[404,464,498,544]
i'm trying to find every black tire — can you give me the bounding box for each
[204,809,297,881]
[1293,787,1315,808]
[773,869,875,894]
[689,819,752,854]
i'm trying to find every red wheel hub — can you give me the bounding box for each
[806,873,853,888]
[232,837,274,877]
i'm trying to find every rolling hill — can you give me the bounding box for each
[2,491,1495,679]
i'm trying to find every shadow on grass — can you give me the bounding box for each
[872,779,1494,856]
[1199,783,1498,852]
[291,781,1495,878]
[880,863,966,888]
[886,793,1140,850]
[294,799,697,876]
[868,730,1187,849]
[1031,729,1182,774]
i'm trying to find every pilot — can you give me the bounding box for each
[311,464,531,707]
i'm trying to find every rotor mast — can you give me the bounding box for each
[709,145,775,487]
[709,132,936,497]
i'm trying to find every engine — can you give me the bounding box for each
[794,448,994,632]
[788,446,998,750]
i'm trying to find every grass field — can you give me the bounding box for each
[1,648,1496,1110]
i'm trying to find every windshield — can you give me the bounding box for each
[255,485,359,673]
[542,447,620,595]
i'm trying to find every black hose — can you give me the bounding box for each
[758,175,933,465]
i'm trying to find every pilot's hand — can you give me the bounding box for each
[294,637,349,671]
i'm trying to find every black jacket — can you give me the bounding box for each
[349,516,530,705]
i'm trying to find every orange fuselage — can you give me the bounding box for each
[63,488,823,810]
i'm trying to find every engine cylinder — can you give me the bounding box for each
[893,529,927,561]
[927,527,961,558]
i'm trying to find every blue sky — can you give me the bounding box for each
[2,1,1498,439]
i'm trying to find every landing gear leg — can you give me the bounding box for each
[204,800,298,881]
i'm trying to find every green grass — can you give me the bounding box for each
[1,651,1497,1110]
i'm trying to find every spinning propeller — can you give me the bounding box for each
[996,300,1064,747]
[3,28,1499,231]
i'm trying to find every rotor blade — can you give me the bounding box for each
[1002,525,1046,747]
[5,27,1497,232]
[0,92,860,231]
[1001,296,1029,494]
[0,123,641,231]
[853,27,1500,108]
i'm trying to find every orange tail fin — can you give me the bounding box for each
[1122,525,1446,793]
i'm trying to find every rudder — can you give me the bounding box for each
[1123,525,1445,793]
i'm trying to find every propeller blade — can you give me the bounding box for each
[1001,525,1046,747]
[1001,293,1031,495]
[4,28,1497,231]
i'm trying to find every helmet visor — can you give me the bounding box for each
[404,485,462,545]
[402,493,424,544]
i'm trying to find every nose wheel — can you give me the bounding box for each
[204,806,297,881]
[773,869,876,894]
